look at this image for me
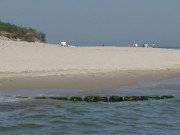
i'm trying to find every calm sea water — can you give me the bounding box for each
[0,77,180,135]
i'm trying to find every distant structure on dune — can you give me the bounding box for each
[60,41,67,47]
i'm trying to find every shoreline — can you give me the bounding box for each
[1,68,180,90]
[1,39,180,91]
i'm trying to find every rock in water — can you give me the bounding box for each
[70,97,83,101]
[109,96,123,102]
[34,97,47,99]
[84,96,108,102]
[49,97,68,100]
[84,96,97,102]
[161,96,174,99]
[96,97,108,102]
[142,96,160,100]
[124,96,136,101]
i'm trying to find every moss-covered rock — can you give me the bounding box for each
[109,96,123,102]
[84,96,108,102]
[142,96,161,100]
[34,97,47,99]
[70,97,83,101]
[124,96,136,101]
[33,95,171,102]
[135,96,146,101]
[124,96,161,101]
[84,96,97,102]
[96,97,108,102]
[49,97,68,100]
[161,96,174,99]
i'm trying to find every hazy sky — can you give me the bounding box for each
[0,0,180,46]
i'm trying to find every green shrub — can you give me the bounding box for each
[0,21,46,42]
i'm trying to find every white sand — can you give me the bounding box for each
[1,39,180,89]
[0,39,180,76]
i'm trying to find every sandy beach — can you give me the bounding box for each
[1,39,180,90]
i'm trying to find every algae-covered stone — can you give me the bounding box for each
[161,96,174,99]
[135,96,155,101]
[109,96,123,102]
[70,97,83,101]
[34,97,47,99]
[84,96,108,102]
[49,97,68,100]
[84,96,97,102]
[143,96,160,100]
[96,97,108,102]
[135,96,146,101]
[124,96,136,101]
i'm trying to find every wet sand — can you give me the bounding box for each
[1,69,180,91]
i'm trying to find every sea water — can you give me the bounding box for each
[0,77,180,135]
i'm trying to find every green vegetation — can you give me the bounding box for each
[124,96,161,101]
[84,96,108,102]
[49,97,68,100]
[161,96,174,99]
[0,21,46,42]
[109,96,123,102]
[34,97,47,99]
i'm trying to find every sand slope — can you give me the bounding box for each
[1,39,180,89]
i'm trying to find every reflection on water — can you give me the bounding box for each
[0,77,180,135]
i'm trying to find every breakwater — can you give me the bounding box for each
[32,95,174,102]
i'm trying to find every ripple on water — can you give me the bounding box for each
[0,77,180,134]
[0,98,180,135]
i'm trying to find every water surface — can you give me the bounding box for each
[0,77,180,135]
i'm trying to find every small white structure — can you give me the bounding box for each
[135,43,138,47]
[144,43,148,48]
[61,42,66,47]
[59,41,76,47]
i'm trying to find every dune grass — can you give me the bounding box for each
[0,21,46,42]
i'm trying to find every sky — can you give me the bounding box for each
[0,0,180,47]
